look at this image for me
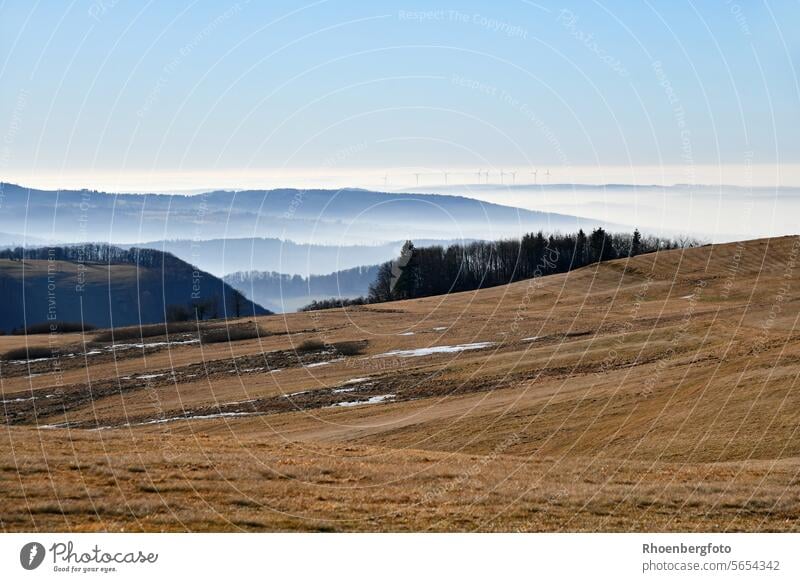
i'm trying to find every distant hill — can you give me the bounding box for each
[136,237,471,277]
[0,232,53,247]
[0,245,270,333]
[0,183,621,247]
[225,264,379,313]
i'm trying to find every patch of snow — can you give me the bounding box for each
[342,377,370,384]
[111,338,199,350]
[135,411,257,426]
[224,398,258,405]
[432,327,447,331]
[282,389,312,398]
[373,342,495,359]
[398,331,415,336]
[521,336,541,342]
[137,373,165,380]
[10,357,51,364]
[304,358,344,368]
[1,396,35,403]
[333,394,395,407]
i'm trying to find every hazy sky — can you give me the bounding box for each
[1,0,798,191]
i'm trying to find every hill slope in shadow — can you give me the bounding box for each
[0,247,270,332]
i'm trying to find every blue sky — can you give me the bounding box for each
[1,0,798,190]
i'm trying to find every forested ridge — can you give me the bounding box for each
[0,244,186,269]
[368,228,695,302]
[302,228,699,309]
[0,244,270,331]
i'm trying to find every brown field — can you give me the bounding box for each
[2,235,799,532]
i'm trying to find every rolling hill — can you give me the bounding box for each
[1,235,798,532]
[0,182,623,247]
[0,246,270,333]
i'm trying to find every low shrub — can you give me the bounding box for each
[3,346,54,361]
[296,339,325,352]
[93,321,199,343]
[13,321,96,335]
[331,340,367,356]
[200,325,264,344]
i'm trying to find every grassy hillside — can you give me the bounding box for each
[1,235,798,532]
[0,247,270,332]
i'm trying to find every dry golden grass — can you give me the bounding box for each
[2,236,799,531]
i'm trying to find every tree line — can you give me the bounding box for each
[365,228,699,303]
[299,228,699,310]
[0,243,265,322]
[0,244,184,269]
[367,228,697,303]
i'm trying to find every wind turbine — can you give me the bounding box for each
[383,173,389,187]
[545,169,551,183]
[530,169,538,184]
[414,172,421,186]
[484,170,489,183]
[443,171,449,185]
[509,171,517,184]
[500,170,505,184]
[476,169,482,184]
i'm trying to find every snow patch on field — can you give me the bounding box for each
[150,411,256,424]
[333,394,395,407]
[304,358,343,368]
[92,411,259,429]
[111,339,199,350]
[304,361,329,368]
[374,342,495,358]
[1,396,35,403]
[10,357,51,365]
[282,389,312,398]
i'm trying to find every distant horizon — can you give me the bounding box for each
[3,162,800,195]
